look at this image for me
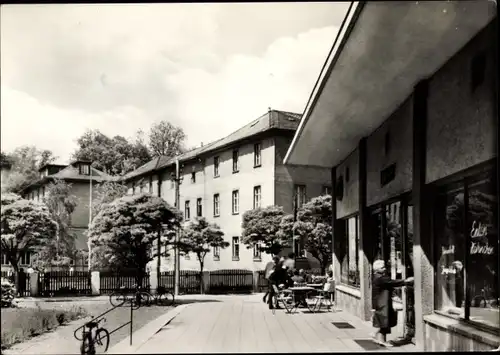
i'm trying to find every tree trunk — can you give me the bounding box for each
[199,260,204,295]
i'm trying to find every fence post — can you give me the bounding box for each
[202,271,210,294]
[253,271,260,293]
[149,271,158,294]
[91,271,100,295]
[29,272,39,296]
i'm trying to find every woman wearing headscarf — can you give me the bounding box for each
[372,259,413,346]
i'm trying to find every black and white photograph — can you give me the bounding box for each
[0,1,498,353]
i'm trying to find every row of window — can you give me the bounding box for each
[184,236,261,262]
[1,251,32,266]
[184,186,262,220]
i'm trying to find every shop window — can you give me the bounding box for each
[340,215,360,288]
[434,171,498,329]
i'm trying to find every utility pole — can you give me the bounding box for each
[87,164,93,271]
[156,173,162,286]
[174,159,181,296]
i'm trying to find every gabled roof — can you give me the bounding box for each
[123,109,301,181]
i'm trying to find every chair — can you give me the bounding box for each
[271,284,293,314]
[313,280,336,312]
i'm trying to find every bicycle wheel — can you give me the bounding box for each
[157,291,175,307]
[132,292,149,309]
[109,292,127,307]
[80,335,94,355]
[94,328,110,353]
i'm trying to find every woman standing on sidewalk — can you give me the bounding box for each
[371,259,413,347]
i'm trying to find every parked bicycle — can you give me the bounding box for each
[109,284,148,309]
[79,318,110,355]
[138,285,175,307]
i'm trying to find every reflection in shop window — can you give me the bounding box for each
[341,216,360,288]
[434,172,498,329]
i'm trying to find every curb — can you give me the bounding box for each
[106,304,188,354]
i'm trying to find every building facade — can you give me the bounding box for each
[124,109,332,272]
[284,1,498,352]
[0,160,113,271]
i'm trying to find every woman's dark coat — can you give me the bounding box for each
[372,272,405,329]
[270,266,290,286]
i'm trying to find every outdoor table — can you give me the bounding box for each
[306,283,324,289]
[288,286,317,313]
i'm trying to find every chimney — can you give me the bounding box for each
[201,142,204,147]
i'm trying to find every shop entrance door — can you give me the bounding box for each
[368,196,415,343]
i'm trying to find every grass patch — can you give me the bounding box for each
[1,305,87,350]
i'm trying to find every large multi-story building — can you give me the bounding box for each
[285,1,497,351]
[0,160,113,271]
[124,109,332,271]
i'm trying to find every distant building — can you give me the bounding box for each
[0,160,113,271]
[124,109,332,272]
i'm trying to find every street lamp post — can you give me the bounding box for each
[87,164,93,271]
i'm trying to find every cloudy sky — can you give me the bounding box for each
[1,3,348,164]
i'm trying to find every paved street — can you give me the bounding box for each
[132,294,417,353]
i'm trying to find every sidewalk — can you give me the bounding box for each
[132,294,417,353]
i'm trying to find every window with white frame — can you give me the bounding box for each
[232,149,239,173]
[185,201,190,220]
[295,184,307,208]
[213,194,220,217]
[322,186,332,196]
[19,251,31,265]
[232,190,239,214]
[1,252,8,265]
[214,156,220,177]
[254,143,262,167]
[232,237,240,260]
[253,186,261,209]
[79,164,90,175]
[213,245,220,260]
[253,243,262,260]
[197,198,203,217]
[149,176,153,192]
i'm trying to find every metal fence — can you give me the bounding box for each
[38,271,91,296]
[159,270,200,294]
[1,270,31,296]
[208,269,254,294]
[100,270,151,294]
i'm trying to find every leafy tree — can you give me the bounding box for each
[178,217,228,293]
[241,205,289,256]
[1,146,57,193]
[149,121,186,158]
[293,195,333,274]
[31,179,78,271]
[1,193,57,288]
[72,130,151,176]
[90,181,129,270]
[88,193,182,284]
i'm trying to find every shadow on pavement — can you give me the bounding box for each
[174,298,222,305]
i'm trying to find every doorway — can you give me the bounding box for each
[368,196,415,342]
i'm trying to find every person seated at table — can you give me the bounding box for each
[291,269,305,285]
[285,269,295,288]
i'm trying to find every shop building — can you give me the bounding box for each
[284,1,498,351]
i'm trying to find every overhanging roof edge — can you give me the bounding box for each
[283,1,365,165]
